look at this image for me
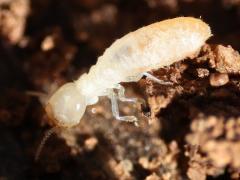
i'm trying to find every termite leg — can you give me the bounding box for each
[126,74,143,82]
[109,89,139,126]
[115,84,137,102]
[115,84,146,107]
[142,72,173,85]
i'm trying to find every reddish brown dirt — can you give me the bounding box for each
[0,0,240,179]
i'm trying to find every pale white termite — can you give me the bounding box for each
[45,17,211,128]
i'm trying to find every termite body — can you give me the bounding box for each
[46,17,211,128]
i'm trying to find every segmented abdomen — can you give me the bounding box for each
[77,17,211,97]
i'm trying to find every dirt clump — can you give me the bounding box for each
[145,44,240,179]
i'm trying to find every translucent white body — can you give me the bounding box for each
[46,17,212,128]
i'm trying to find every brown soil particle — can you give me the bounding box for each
[209,45,240,74]
[0,0,29,44]
[209,73,229,87]
[145,44,240,179]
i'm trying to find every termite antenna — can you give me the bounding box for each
[35,126,59,162]
[25,90,49,106]
[25,91,47,98]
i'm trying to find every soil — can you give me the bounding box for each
[0,0,240,179]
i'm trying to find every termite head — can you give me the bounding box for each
[46,83,87,128]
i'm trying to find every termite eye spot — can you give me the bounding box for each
[46,83,87,128]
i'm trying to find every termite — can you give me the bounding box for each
[36,17,212,160]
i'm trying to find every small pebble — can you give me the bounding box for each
[84,137,98,151]
[210,73,229,87]
[41,36,55,51]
